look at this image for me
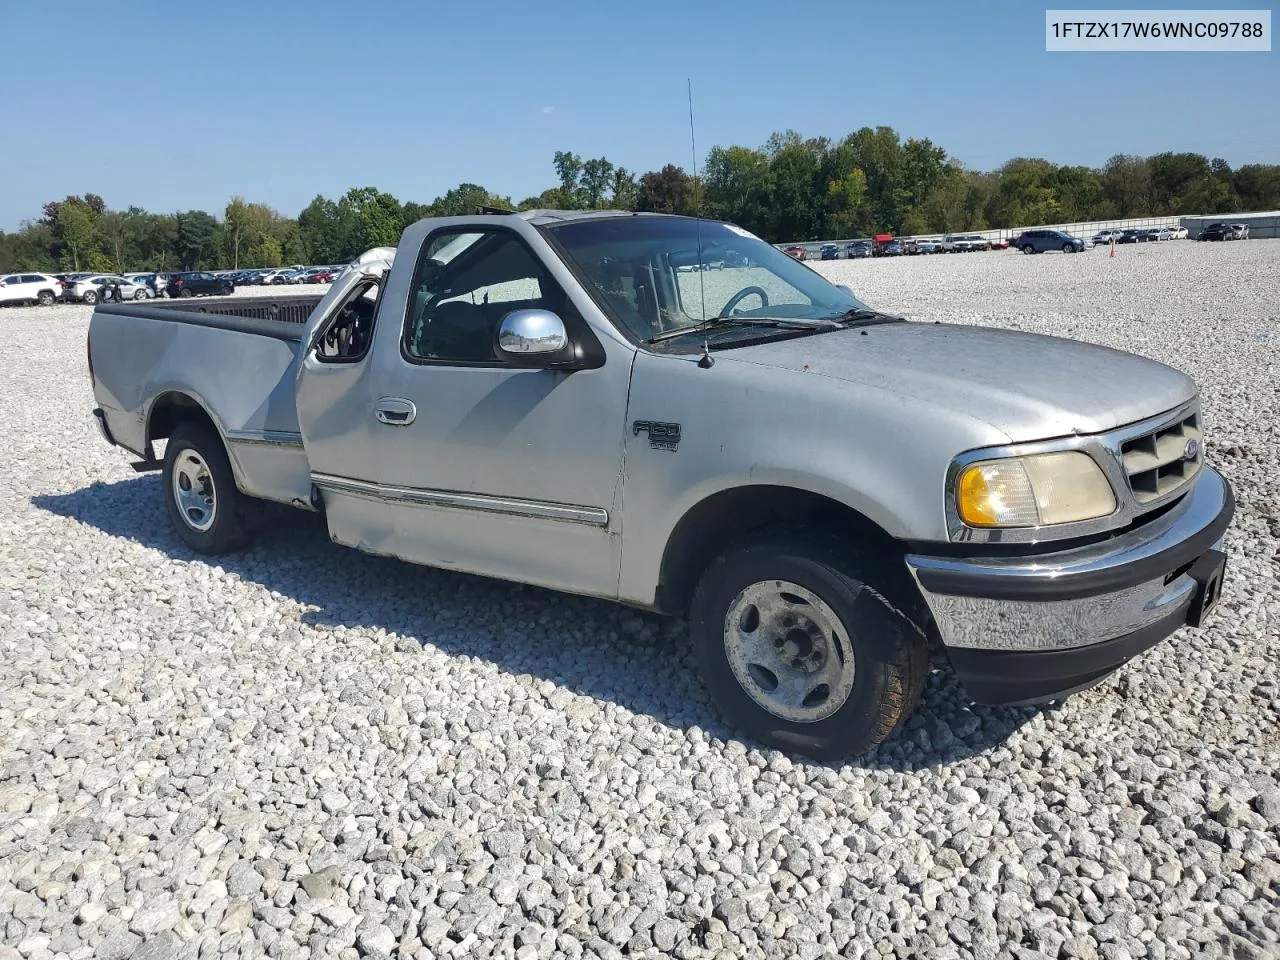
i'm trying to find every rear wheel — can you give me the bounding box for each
[219,286,233,296]
[179,288,194,298]
[690,532,929,760]
[37,290,54,306]
[162,423,252,553]
[82,290,98,305]
[1021,244,1034,255]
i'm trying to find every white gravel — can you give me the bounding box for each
[1,240,1278,960]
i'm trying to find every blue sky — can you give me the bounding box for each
[1,0,1275,229]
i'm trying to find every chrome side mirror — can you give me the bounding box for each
[497,309,569,357]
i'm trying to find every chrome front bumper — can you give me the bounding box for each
[905,467,1234,703]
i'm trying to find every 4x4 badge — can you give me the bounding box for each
[633,421,681,451]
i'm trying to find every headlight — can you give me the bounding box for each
[955,451,1116,528]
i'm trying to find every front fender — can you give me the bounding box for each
[617,349,1010,606]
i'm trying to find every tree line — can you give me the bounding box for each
[4,127,1278,273]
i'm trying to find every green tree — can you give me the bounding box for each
[704,145,771,235]
[1147,153,1224,214]
[223,197,282,268]
[610,168,638,210]
[1099,154,1154,218]
[987,158,1063,227]
[579,157,615,209]
[1234,164,1280,210]
[765,132,827,240]
[96,210,130,272]
[339,187,405,251]
[836,127,905,233]
[517,188,570,210]
[553,151,584,208]
[297,196,353,263]
[425,183,513,217]
[826,168,868,237]
[175,210,218,269]
[635,165,695,215]
[54,203,96,270]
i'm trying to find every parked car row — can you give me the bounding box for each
[1196,222,1250,241]
[228,265,345,286]
[783,220,1256,263]
[0,263,350,306]
[794,234,1018,260]
[0,272,158,305]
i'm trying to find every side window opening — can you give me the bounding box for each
[315,278,381,362]
[403,229,567,364]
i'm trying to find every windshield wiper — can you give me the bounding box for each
[833,307,904,327]
[647,315,841,344]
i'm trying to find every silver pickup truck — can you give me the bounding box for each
[88,210,1234,758]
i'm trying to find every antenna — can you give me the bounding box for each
[688,78,714,369]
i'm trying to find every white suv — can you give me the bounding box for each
[0,273,62,306]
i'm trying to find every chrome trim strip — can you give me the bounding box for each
[945,396,1202,544]
[913,569,1196,652]
[311,473,609,527]
[226,429,305,448]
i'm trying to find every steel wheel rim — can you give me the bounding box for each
[172,449,216,532]
[723,580,856,723]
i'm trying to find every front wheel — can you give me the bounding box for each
[690,533,929,760]
[1063,243,1074,253]
[162,423,252,553]
[133,288,147,300]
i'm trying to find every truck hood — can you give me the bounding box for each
[725,322,1196,442]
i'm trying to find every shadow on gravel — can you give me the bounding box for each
[33,477,1042,771]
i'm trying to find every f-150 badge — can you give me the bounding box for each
[632,421,681,451]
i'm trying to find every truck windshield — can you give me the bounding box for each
[547,217,868,344]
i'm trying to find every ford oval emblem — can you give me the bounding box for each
[1184,438,1199,461]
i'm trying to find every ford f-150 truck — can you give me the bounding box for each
[88,209,1234,759]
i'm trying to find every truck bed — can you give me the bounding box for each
[94,293,324,341]
[89,293,324,507]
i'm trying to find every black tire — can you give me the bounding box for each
[1021,244,1034,255]
[82,290,98,305]
[133,288,147,300]
[162,423,252,554]
[37,290,55,306]
[179,288,194,298]
[1062,243,1074,253]
[689,531,929,760]
[219,286,233,296]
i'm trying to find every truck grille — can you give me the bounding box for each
[1120,409,1202,504]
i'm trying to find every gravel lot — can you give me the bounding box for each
[1,240,1278,960]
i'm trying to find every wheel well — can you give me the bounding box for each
[654,485,905,616]
[146,392,218,458]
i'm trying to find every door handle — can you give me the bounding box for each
[374,398,417,426]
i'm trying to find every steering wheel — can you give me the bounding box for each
[721,286,769,316]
